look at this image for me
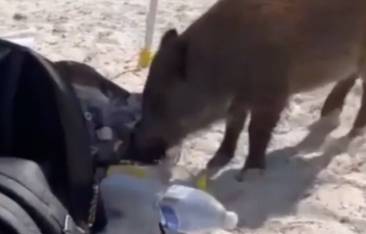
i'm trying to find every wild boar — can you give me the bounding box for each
[129,0,366,180]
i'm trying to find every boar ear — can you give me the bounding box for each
[175,41,187,80]
[160,29,187,80]
[160,29,179,48]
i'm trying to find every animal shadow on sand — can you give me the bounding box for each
[204,121,359,229]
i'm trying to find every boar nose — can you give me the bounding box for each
[118,131,156,165]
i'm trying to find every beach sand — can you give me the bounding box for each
[1,0,366,233]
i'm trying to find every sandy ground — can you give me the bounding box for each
[1,0,366,234]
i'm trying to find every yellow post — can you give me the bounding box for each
[138,0,158,69]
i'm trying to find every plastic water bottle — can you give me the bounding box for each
[160,185,238,233]
[100,174,238,234]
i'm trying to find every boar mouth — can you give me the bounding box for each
[118,130,165,165]
[117,93,183,165]
[120,131,183,166]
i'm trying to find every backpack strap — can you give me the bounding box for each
[0,157,84,234]
[30,50,94,226]
[0,192,41,234]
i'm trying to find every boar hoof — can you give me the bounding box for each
[207,153,234,170]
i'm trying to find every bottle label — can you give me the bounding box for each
[160,205,179,231]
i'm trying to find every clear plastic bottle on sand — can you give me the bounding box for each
[160,185,238,233]
[100,174,238,234]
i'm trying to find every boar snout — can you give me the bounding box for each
[124,121,168,164]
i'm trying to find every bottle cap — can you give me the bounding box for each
[224,211,238,230]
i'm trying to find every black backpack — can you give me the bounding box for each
[0,39,142,234]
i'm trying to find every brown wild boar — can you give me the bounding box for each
[128,0,366,180]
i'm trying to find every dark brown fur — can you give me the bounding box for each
[130,0,366,179]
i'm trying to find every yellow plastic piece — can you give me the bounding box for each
[124,165,146,178]
[196,173,208,191]
[138,48,154,69]
[107,165,146,178]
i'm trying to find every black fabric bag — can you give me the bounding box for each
[0,38,95,228]
[0,38,140,233]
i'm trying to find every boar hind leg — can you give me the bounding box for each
[321,74,357,122]
[296,75,358,152]
[349,79,366,137]
[206,101,248,176]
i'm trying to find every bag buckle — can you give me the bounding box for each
[64,215,86,234]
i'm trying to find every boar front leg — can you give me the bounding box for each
[236,50,288,181]
[236,100,286,181]
[207,100,248,176]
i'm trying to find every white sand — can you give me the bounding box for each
[1,0,366,233]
